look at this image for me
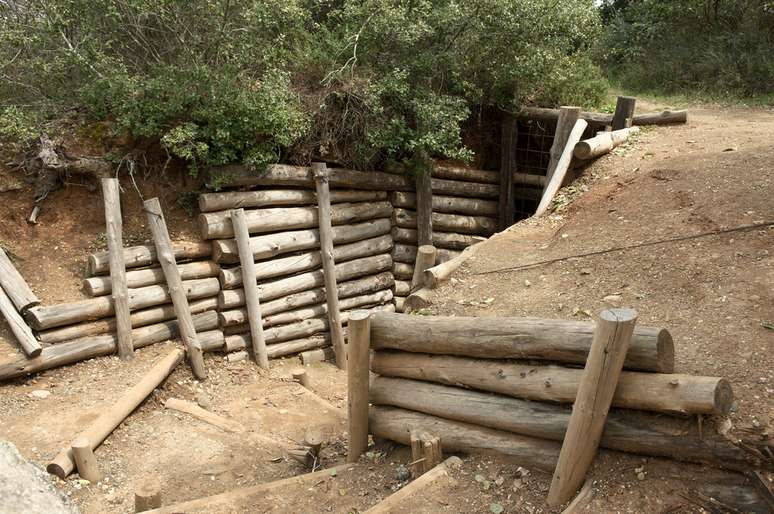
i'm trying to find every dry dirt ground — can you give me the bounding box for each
[0,100,772,514]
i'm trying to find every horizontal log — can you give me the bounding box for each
[370,377,756,471]
[371,351,731,415]
[38,297,219,344]
[512,172,546,187]
[219,234,392,289]
[390,191,498,217]
[0,248,40,312]
[392,208,497,236]
[393,280,411,297]
[391,244,460,265]
[199,201,393,239]
[433,165,499,184]
[198,189,387,212]
[391,227,483,251]
[423,243,479,289]
[632,110,688,125]
[25,278,221,330]
[369,312,674,373]
[517,107,687,127]
[392,262,414,280]
[573,127,641,160]
[212,218,391,263]
[84,261,220,296]
[88,241,212,276]
[0,311,219,381]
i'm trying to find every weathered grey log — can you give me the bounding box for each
[390,191,498,217]
[546,107,581,185]
[219,234,392,288]
[612,95,636,130]
[393,208,497,236]
[84,261,220,296]
[212,218,391,263]
[535,118,588,217]
[347,310,371,462]
[25,278,220,330]
[199,200,393,239]
[37,297,218,344]
[517,107,687,127]
[391,227,482,251]
[88,241,212,276]
[198,189,387,212]
[301,347,335,365]
[411,245,437,291]
[414,170,433,247]
[0,286,41,357]
[393,296,405,313]
[370,377,758,471]
[260,289,392,328]
[512,172,546,187]
[392,244,460,265]
[392,262,414,280]
[0,311,218,382]
[369,312,674,373]
[423,243,480,288]
[370,405,560,472]
[433,165,499,184]
[0,248,40,312]
[630,110,688,125]
[573,127,641,160]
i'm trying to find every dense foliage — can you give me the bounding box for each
[0,0,606,174]
[599,0,774,98]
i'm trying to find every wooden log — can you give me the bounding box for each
[370,405,559,472]
[231,208,269,369]
[0,286,42,357]
[631,110,688,125]
[198,189,387,212]
[260,290,393,328]
[404,289,433,312]
[392,208,497,236]
[26,277,220,330]
[165,398,244,433]
[291,368,310,388]
[135,478,162,512]
[393,280,411,297]
[434,165,499,184]
[392,244,459,266]
[0,249,40,313]
[101,178,134,360]
[347,310,370,462]
[47,348,184,478]
[301,347,334,365]
[517,107,687,127]
[546,107,581,186]
[392,261,414,280]
[535,119,588,217]
[88,241,212,276]
[612,95,637,130]
[390,191,498,217]
[372,350,729,415]
[410,431,424,476]
[369,312,674,373]
[370,377,756,471]
[145,198,206,379]
[199,201,393,239]
[393,296,405,313]
[71,436,102,482]
[411,245,437,291]
[193,330,226,353]
[267,335,329,359]
[213,218,392,263]
[513,172,546,187]
[364,456,455,514]
[499,112,516,230]
[423,243,479,288]
[548,309,638,506]
[84,261,220,296]
[415,171,433,247]
[573,127,641,160]
[391,227,484,251]
[219,234,392,288]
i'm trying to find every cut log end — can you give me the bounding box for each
[46,463,67,480]
[714,378,734,416]
[656,328,675,373]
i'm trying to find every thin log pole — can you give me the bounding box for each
[364,457,457,513]
[71,436,102,482]
[415,169,433,246]
[499,112,516,230]
[547,309,638,506]
[410,245,437,292]
[347,310,371,463]
[0,248,40,312]
[535,119,588,217]
[612,96,637,130]
[546,106,581,187]
[231,208,268,369]
[101,178,133,360]
[0,286,41,357]
[313,162,346,369]
[144,198,206,380]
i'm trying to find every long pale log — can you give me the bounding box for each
[411,245,437,291]
[573,127,641,160]
[84,261,220,296]
[630,110,688,125]
[546,107,581,186]
[88,241,212,276]
[391,191,498,216]
[0,312,218,382]
[198,189,387,212]
[260,290,392,328]
[392,244,459,265]
[37,297,218,344]
[348,310,371,462]
[393,208,497,236]
[517,107,688,127]
[0,248,40,312]
[513,172,546,187]
[535,119,588,217]
[165,398,244,433]
[213,218,391,263]
[370,377,757,471]
[404,289,433,312]
[267,335,330,359]
[0,286,41,357]
[219,234,392,288]
[369,312,674,373]
[25,278,220,330]
[391,227,482,251]
[370,406,559,472]
[392,262,414,280]
[199,200,393,239]
[371,351,729,415]
[47,348,184,478]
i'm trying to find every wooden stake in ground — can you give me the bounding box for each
[231,208,269,368]
[410,245,437,292]
[135,478,163,512]
[47,348,184,479]
[313,162,346,369]
[291,368,310,388]
[612,96,637,130]
[546,106,581,186]
[71,436,102,483]
[347,310,371,463]
[0,286,41,357]
[535,118,588,217]
[547,308,638,506]
[499,112,516,230]
[0,247,40,312]
[415,169,433,246]
[144,197,206,379]
[101,178,134,360]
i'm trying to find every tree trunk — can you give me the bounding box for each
[391,191,499,217]
[84,261,220,296]
[393,208,497,236]
[198,189,387,212]
[536,119,588,217]
[0,248,40,312]
[0,286,41,357]
[390,227,482,251]
[88,241,212,276]
[573,127,641,160]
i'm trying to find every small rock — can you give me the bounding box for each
[513,478,523,490]
[30,390,51,399]
[524,280,531,287]
[196,392,212,410]
[395,465,410,482]
[580,268,592,275]
[637,472,646,481]
[603,294,623,307]
[495,476,505,486]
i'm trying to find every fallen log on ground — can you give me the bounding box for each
[391,244,459,265]
[573,127,641,160]
[0,248,40,312]
[212,218,391,263]
[88,241,212,276]
[164,398,244,433]
[390,191,498,216]
[47,348,184,478]
[369,312,674,373]
[370,377,756,471]
[392,208,497,236]
[0,286,42,357]
[84,261,220,296]
[517,107,688,127]
[371,351,730,415]
[391,227,483,251]
[198,189,387,212]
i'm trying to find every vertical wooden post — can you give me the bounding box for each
[415,169,433,246]
[535,119,588,217]
[612,96,636,130]
[545,106,581,187]
[102,178,133,360]
[144,198,206,379]
[231,208,269,369]
[347,310,370,463]
[71,436,102,482]
[292,368,310,388]
[312,162,346,369]
[498,112,516,231]
[547,308,638,506]
[134,477,162,512]
[410,245,437,292]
